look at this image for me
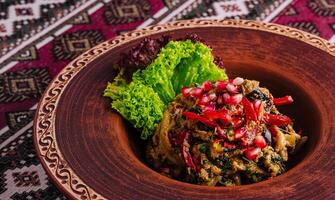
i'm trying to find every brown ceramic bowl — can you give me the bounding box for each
[33,20,335,200]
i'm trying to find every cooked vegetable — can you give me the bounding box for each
[147,78,308,186]
[273,95,294,106]
[104,38,228,139]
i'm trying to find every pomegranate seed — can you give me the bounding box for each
[253,100,262,113]
[244,147,261,160]
[273,95,294,106]
[216,127,227,139]
[232,117,244,129]
[215,80,227,91]
[234,127,246,139]
[217,95,223,105]
[231,93,243,104]
[223,93,243,105]
[203,103,215,112]
[202,80,212,91]
[232,77,244,85]
[254,136,267,148]
[198,95,210,105]
[223,93,230,104]
[190,87,203,98]
[208,93,217,101]
[181,87,192,97]
[226,83,239,94]
[224,142,236,149]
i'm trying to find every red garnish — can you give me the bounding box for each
[203,110,231,125]
[190,87,203,98]
[244,147,261,160]
[182,112,217,127]
[223,93,243,105]
[192,155,202,172]
[215,80,227,91]
[253,100,262,113]
[169,131,188,147]
[182,146,197,170]
[202,80,212,91]
[226,83,239,94]
[224,142,236,149]
[216,127,227,139]
[231,117,244,129]
[203,103,215,112]
[273,95,294,106]
[208,93,217,101]
[254,135,267,148]
[174,131,198,171]
[198,95,210,106]
[234,127,247,139]
[264,113,291,126]
[181,87,192,97]
[217,95,223,105]
[242,97,257,121]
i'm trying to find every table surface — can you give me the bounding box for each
[0,0,334,199]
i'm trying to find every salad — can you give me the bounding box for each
[147,78,307,185]
[104,35,307,186]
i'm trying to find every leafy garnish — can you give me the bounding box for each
[104,75,166,139]
[117,36,170,81]
[104,37,228,139]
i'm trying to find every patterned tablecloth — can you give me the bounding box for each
[0,0,334,199]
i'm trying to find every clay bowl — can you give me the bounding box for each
[33,20,335,200]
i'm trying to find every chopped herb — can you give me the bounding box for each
[199,144,207,153]
[272,155,282,163]
[216,156,231,171]
[226,127,234,141]
[219,179,234,186]
[251,174,258,182]
[245,167,252,174]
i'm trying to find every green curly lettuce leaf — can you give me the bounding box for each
[133,40,228,104]
[104,40,228,139]
[104,75,166,139]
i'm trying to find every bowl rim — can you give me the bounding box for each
[33,19,335,200]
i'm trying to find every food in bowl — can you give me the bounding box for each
[104,35,307,186]
[146,78,307,186]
